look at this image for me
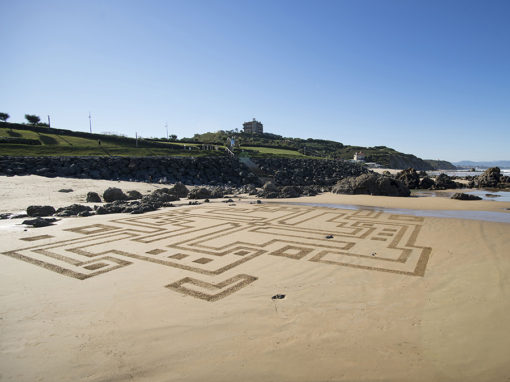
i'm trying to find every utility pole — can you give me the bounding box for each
[47,115,51,127]
[89,112,92,133]
[136,132,138,147]
[165,122,168,140]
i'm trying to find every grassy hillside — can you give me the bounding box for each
[0,123,221,157]
[0,122,456,170]
[188,131,448,169]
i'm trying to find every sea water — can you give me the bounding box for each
[276,202,510,224]
[428,168,510,178]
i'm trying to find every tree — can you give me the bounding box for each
[25,114,40,125]
[169,134,177,141]
[0,112,9,122]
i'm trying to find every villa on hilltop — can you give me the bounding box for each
[243,118,263,134]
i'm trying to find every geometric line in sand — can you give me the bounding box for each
[2,204,433,301]
[20,234,54,241]
[166,274,258,302]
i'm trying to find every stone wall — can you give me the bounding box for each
[0,156,258,186]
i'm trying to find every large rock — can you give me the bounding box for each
[434,173,457,190]
[169,182,189,197]
[141,189,179,203]
[22,217,57,227]
[395,168,420,189]
[126,190,143,200]
[188,187,212,199]
[419,176,435,189]
[55,204,93,217]
[258,181,280,198]
[475,167,501,188]
[451,193,482,201]
[26,205,56,217]
[280,186,301,198]
[103,187,127,202]
[332,173,410,197]
[86,192,102,203]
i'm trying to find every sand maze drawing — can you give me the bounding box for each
[2,204,432,301]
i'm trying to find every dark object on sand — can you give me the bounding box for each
[22,217,57,227]
[326,235,334,239]
[86,192,102,203]
[451,193,482,201]
[55,204,92,217]
[126,190,143,200]
[272,294,286,300]
[103,187,128,203]
[58,188,73,193]
[26,205,56,217]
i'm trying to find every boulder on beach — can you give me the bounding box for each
[419,176,435,189]
[86,192,102,203]
[475,167,501,188]
[258,181,280,198]
[22,217,57,227]
[169,182,189,198]
[55,204,93,217]
[332,173,410,197]
[451,193,482,201]
[141,188,179,203]
[126,190,143,200]
[103,187,128,203]
[434,173,457,190]
[188,187,212,199]
[395,168,420,189]
[26,205,56,217]
[280,186,301,198]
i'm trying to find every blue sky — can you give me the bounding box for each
[1,0,509,161]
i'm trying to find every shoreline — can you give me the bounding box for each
[2,175,510,216]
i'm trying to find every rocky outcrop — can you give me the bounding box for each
[126,190,143,200]
[256,182,323,199]
[434,174,458,190]
[451,193,482,201]
[55,204,93,217]
[86,192,102,203]
[253,158,367,186]
[22,217,57,227]
[395,168,420,189]
[26,205,56,217]
[332,173,410,197]
[419,176,435,189]
[141,188,180,204]
[169,182,189,197]
[470,167,510,189]
[103,187,128,202]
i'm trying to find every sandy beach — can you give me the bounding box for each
[1,175,510,381]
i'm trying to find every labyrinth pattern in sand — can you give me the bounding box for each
[3,205,432,301]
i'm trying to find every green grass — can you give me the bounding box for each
[0,127,222,157]
[241,146,309,157]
